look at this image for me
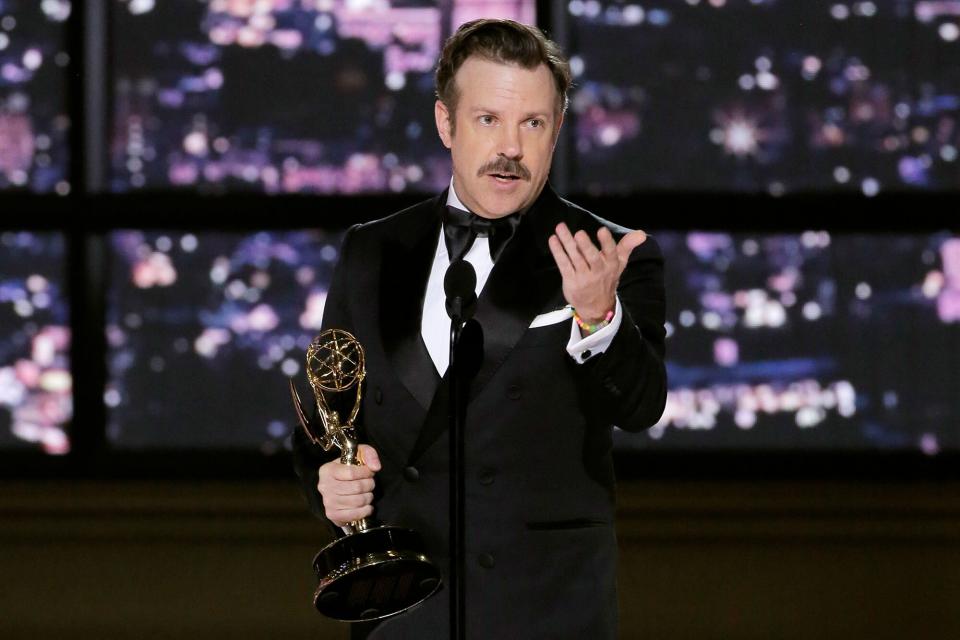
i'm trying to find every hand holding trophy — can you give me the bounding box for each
[290,328,441,621]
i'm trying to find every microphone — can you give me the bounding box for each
[444,259,477,322]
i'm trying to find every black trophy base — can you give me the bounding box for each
[312,525,442,622]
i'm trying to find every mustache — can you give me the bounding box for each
[477,157,532,181]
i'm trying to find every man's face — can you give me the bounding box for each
[435,57,563,219]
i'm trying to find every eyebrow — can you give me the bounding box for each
[471,107,552,120]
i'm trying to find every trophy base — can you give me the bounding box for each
[312,525,442,622]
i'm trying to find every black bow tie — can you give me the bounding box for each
[442,205,521,262]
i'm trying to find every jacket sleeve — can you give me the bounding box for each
[578,234,667,432]
[291,224,360,532]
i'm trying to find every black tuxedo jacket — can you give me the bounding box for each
[293,185,667,639]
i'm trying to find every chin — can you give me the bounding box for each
[481,194,530,216]
[478,202,522,218]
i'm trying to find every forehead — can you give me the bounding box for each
[452,56,557,113]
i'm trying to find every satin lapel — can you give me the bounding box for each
[468,198,563,402]
[405,187,566,465]
[379,197,444,415]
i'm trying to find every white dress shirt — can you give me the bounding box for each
[420,179,623,375]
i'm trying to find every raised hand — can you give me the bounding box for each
[547,223,647,326]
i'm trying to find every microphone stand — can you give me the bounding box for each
[444,259,476,640]
[449,314,466,640]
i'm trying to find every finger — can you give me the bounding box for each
[332,477,375,496]
[328,505,373,525]
[616,230,648,264]
[574,230,603,267]
[358,444,381,472]
[597,227,617,258]
[554,223,589,272]
[328,492,373,508]
[318,472,366,497]
[330,463,375,481]
[548,235,575,278]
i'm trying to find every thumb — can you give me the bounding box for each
[358,444,381,472]
[616,230,647,264]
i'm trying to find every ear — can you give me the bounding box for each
[435,100,453,149]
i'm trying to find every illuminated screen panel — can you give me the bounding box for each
[107,228,959,454]
[566,0,960,194]
[0,232,71,453]
[108,0,535,194]
[0,0,72,194]
[617,230,960,452]
[105,229,343,450]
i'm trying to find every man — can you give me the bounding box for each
[293,19,667,638]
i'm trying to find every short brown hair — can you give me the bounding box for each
[435,19,572,130]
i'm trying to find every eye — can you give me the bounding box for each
[478,115,495,125]
[527,118,544,128]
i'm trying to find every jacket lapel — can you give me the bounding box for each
[379,194,444,415]
[405,186,567,465]
[467,194,564,400]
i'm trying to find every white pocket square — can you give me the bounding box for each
[529,306,573,328]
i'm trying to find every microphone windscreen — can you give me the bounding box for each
[444,259,477,300]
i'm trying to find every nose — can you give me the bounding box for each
[497,125,523,161]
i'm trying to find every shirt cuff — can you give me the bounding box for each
[566,297,622,363]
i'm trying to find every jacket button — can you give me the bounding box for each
[580,349,592,361]
[506,384,521,400]
[603,377,621,397]
[374,387,383,405]
[478,469,495,486]
[403,466,420,482]
[478,553,495,569]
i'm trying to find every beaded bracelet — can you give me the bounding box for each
[572,308,614,334]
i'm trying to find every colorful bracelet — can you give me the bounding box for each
[572,308,614,334]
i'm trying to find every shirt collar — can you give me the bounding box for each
[446,177,468,212]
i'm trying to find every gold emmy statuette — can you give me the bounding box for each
[290,328,441,621]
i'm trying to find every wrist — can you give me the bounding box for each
[573,307,614,335]
[575,311,607,324]
[571,295,616,323]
